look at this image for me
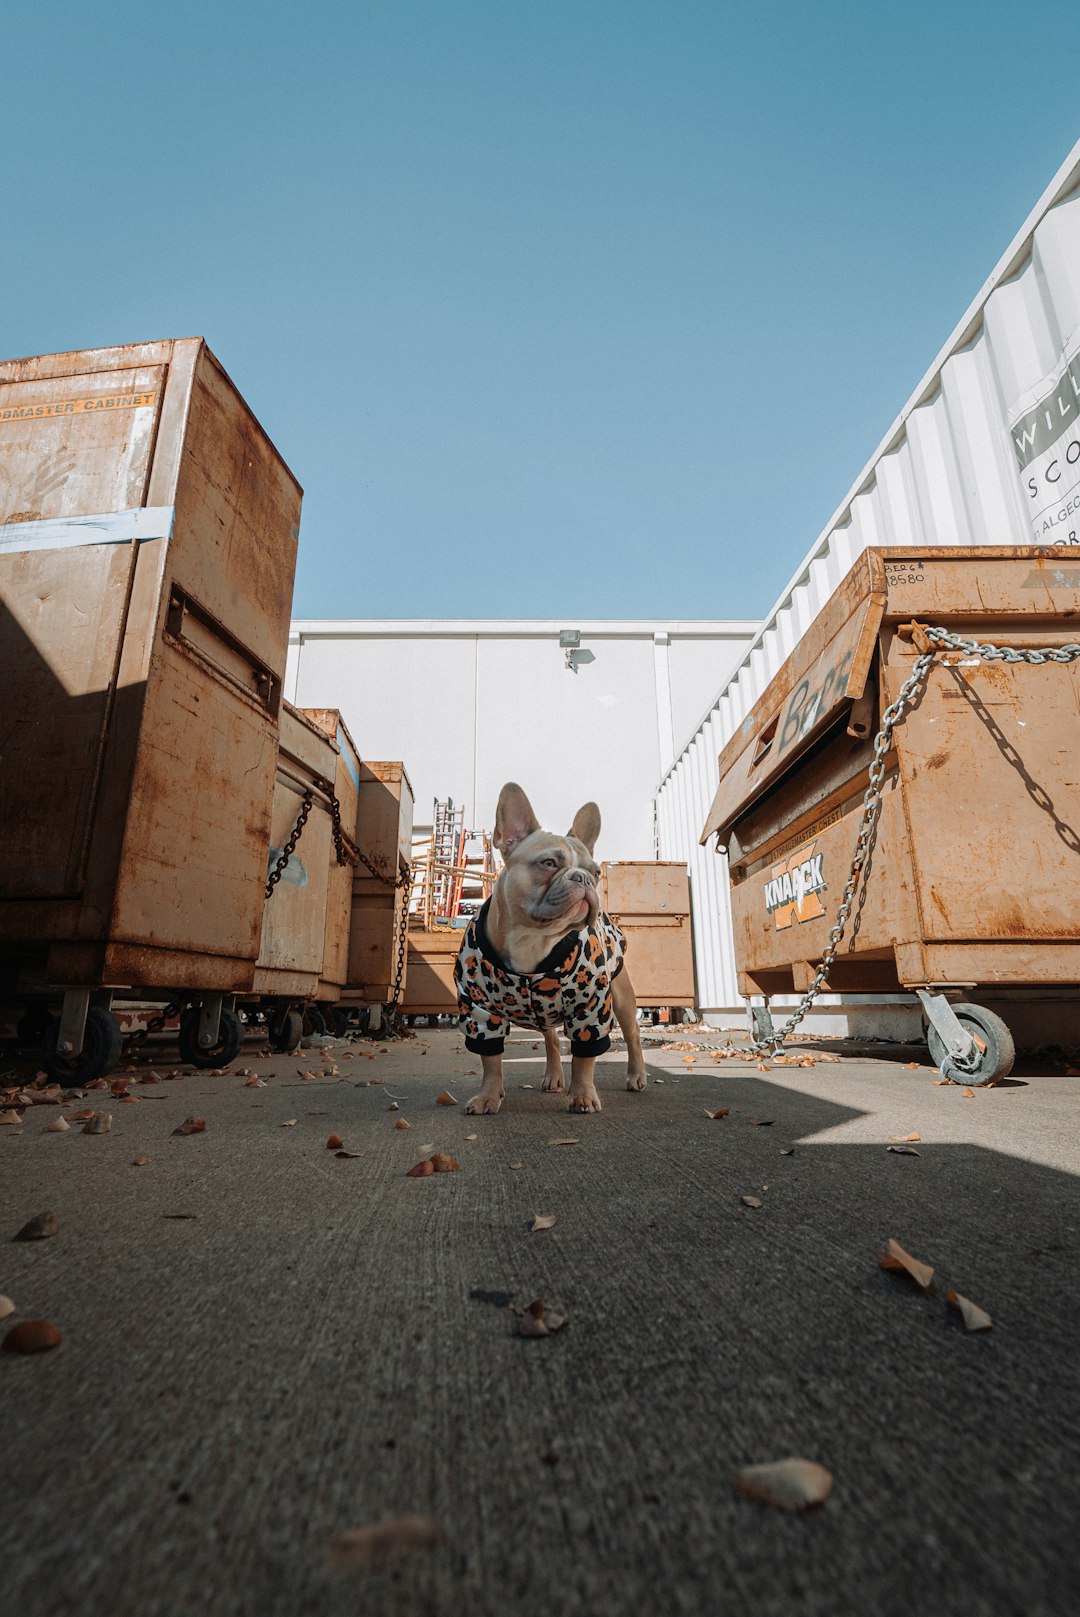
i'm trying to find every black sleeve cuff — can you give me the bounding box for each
[569,1033,611,1058]
[464,1032,506,1055]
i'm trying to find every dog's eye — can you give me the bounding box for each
[539,857,558,869]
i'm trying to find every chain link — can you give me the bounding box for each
[390,870,412,1005]
[265,790,313,899]
[124,999,182,1053]
[746,623,1080,1056]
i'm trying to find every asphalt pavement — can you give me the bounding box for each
[2,1025,1079,1617]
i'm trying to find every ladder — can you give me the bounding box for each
[410,800,498,927]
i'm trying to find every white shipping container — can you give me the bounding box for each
[657,138,1080,1033]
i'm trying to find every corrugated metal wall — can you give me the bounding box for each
[657,140,1080,1024]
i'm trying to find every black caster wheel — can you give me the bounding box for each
[42,1007,123,1087]
[926,1002,1015,1086]
[270,1008,303,1053]
[178,1006,244,1069]
[325,1006,350,1037]
[302,1005,327,1038]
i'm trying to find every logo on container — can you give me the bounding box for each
[763,840,827,931]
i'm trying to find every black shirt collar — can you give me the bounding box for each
[474,899,583,977]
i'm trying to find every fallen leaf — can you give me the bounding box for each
[734,1457,833,1513]
[547,1138,580,1147]
[326,1133,344,1150]
[64,1109,94,1122]
[2,1319,62,1354]
[327,1513,446,1569]
[119,1095,141,1104]
[682,1056,696,1065]
[509,1161,524,1170]
[741,1195,764,1209]
[418,1142,434,1153]
[889,1133,922,1142]
[141,1072,162,1084]
[519,1083,535,1089]
[435,1091,457,1106]
[779,1148,795,1156]
[207,1067,233,1077]
[335,1150,362,1159]
[406,1159,435,1178]
[705,1107,730,1120]
[887,1145,921,1156]
[904,1061,921,1069]
[946,1290,993,1332]
[430,1153,460,1173]
[281,1119,298,1128]
[465,1133,478,1141]
[0,1109,24,1126]
[132,1157,151,1167]
[395,1118,411,1130]
[962,1088,975,1099]
[172,1116,205,1136]
[82,1110,112,1134]
[14,1211,58,1241]
[110,1079,129,1096]
[368,1077,384,1085]
[747,1118,774,1127]
[654,1078,665,1085]
[86,1078,109,1090]
[245,1076,267,1088]
[0,1295,15,1321]
[387,1102,399,1111]
[515,1298,568,1337]
[877,1237,934,1290]
[46,1117,71,1134]
[529,1213,558,1232]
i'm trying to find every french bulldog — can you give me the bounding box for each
[454,782,647,1115]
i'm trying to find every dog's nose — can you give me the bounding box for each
[567,868,594,888]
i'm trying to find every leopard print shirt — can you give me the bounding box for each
[454,900,626,1058]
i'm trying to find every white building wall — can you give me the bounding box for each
[657,139,1080,1031]
[286,620,757,863]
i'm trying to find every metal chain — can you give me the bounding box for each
[746,623,1080,1056]
[265,790,313,899]
[124,999,182,1053]
[324,782,361,868]
[390,870,412,1005]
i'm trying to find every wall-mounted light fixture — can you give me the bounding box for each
[559,629,594,673]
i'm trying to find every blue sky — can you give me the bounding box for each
[5,2,1078,621]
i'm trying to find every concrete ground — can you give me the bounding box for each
[2,1024,1079,1617]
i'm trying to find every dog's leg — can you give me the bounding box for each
[465,1052,505,1115]
[567,1053,602,1113]
[541,1026,565,1092]
[612,969,648,1092]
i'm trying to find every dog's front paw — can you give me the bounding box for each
[567,1090,602,1113]
[465,1092,503,1115]
[541,1070,565,1093]
[625,1069,648,1092]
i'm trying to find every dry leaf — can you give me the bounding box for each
[877,1237,934,1290]
[387,1102,399,1111]
[418,1143,434,1153]
[281,1119,298,1128]
[741,1195,764,1209]
[430,1153,460,1173]
[548,1138,580,1147]
[946,1289,993,1332]
[86,1078,109,1090]
[132,1157,151,1167]
[682,1056,696,1065]
[14,1210,58,1241]
[110,1079,129,1096]
[172,1115,205,1136]
[734,1457,833,1513]
[207,1067,233,1077]
[245,1076,267,1088]
[705,1107,730,1120]
[519,1083,535,1089]
[0,1295,15,1321]
[395,1118,411,1130]
[529,1213,558,1232]
[509,1161,524,1170]
[326,1133,344,1150]
[2,1319,62,1355]
[779,1147,795,1156]
[747,1118,774,1127]
[327,1512,446,1569]
[335,1150,362,1159]
[406,1159,435,1178]
[515,1298,568,1337]
[47,1117,71,1134]
[464,1133,478,1141]
[934,1078,951,1086]
[889,1132,922,1142]
[65,1109,94,1121]
[887,1145,921,1156]
[435,1091,457,1106]
[962,1087,975,1099]
[904,1061,921,1069]
[83,1111,113,1136]
[0,1109,24,1126]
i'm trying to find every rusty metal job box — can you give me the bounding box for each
[0,339,301,996]
[600,862,696,1008]
[344,762,415,1008]
[702,548,1080,1072]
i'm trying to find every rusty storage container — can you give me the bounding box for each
[402,926,463,1018]
[301,710,363,1030]
[252,704,355,1036]
[343,762,414,1017]
[599,862,696,1009]
[0,338,301,1077]
[702,546,1080,1082]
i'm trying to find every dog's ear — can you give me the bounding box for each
[493,783,541,857]
[567,802,601,855]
